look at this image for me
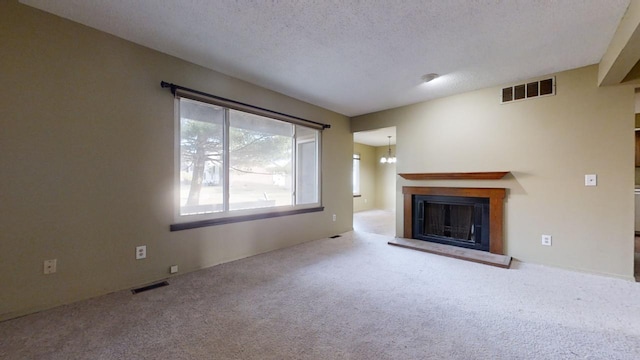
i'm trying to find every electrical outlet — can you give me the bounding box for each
[170,265,178,274]
[541,235,552,246]
[585,174,597,186]
[44,259,57,274]
[332,214,336,222]
[136,245,146,260]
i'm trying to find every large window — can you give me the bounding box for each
[176,96,321,225]
[353,153,360,196]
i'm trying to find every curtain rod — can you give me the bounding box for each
[160,81,331,130]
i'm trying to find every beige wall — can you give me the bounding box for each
[375,145,397,211]
[0,1,352,321]
[353,143,376,212]
[353,65,635,279]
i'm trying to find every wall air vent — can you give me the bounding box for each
[501,77,555,104]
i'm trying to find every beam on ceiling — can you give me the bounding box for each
[599,0,640,86]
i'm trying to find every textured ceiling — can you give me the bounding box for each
[21,0,630,117]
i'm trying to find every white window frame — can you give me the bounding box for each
[172,93,323,229]
[353,153,361,196]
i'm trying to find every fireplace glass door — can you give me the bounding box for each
[413,195,490,251]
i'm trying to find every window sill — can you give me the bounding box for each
[170,206,324,231]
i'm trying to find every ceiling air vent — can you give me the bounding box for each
[501,77,555,104]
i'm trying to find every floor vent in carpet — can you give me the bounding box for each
[329,235,341,238]
[131,281,169,294]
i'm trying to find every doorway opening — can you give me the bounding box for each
[352,126,396,237]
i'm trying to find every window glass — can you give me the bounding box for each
[353,154,360,195]
[229,110,293,210]
[177,97,321,221]
[179,98,224,215]
[296,125,318,205]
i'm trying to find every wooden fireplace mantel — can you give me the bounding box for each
[398,172,509,180]
[402,186,506,255]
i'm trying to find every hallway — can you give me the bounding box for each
[353,209,395,237]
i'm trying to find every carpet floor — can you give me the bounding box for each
[353,209,395,237]
[1,231,640,359]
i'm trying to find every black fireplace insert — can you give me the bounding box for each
[412,195,490,251]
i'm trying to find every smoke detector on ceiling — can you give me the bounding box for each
[421,73,439,83]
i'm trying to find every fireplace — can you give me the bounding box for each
[403,187,506,255]
[413,195,490,251]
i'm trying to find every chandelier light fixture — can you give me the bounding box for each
[380,136,396,164]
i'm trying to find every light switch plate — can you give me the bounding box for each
[585,174,597,186]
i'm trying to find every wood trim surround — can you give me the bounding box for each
[402,186,506,255]
[398,172,509,180]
